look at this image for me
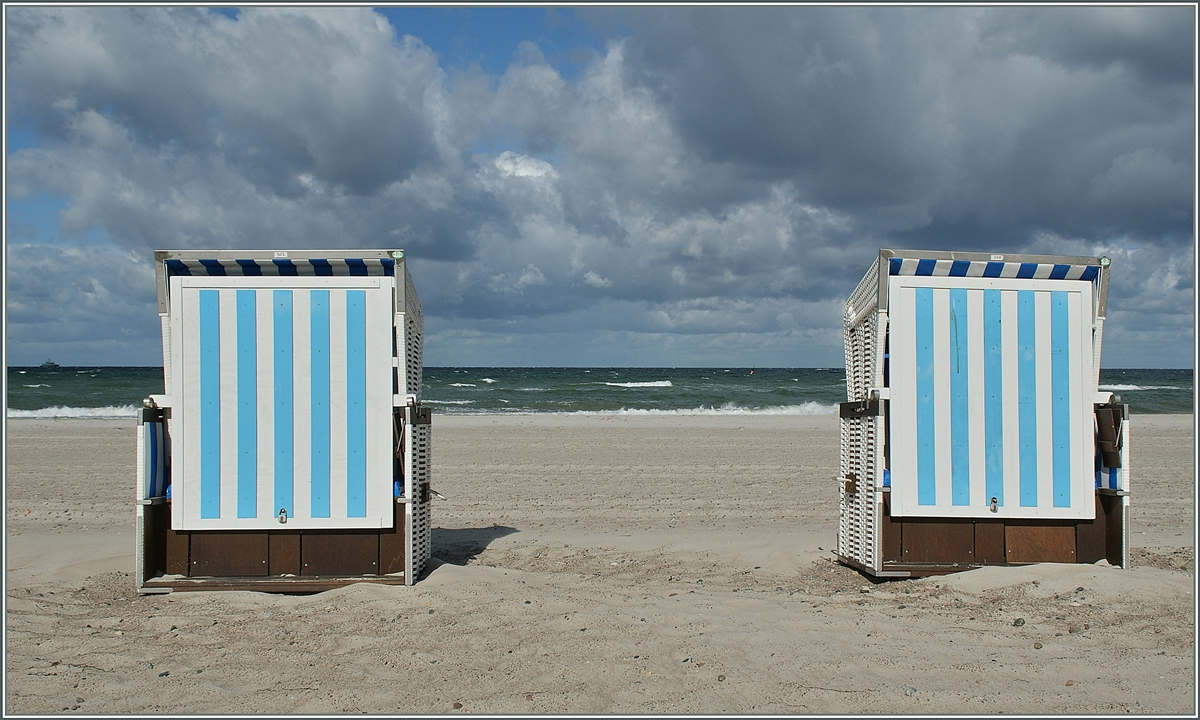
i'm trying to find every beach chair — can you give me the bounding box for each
[838,249,1129,577]
[135,250,432,592]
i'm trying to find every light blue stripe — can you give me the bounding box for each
[915,288,936,506]
[346,290,367,518]
[983,290,1005,507]
[274,290,294,518]
[949,288,970,506]
[1051,292,1072,507]
[1017,290,1038,507]
[199,290,221,519]
[310,290,330,518]
[236,290,257,518]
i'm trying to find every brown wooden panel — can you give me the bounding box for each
[379,501,407,575]
[881,495,902,563]
[164,502,190,575]
[191,532,270,577]
[1076,495,1107,564]
[1005,522,1076,563]
[901,520,974,564]
[1101,494,1126,567]
[301,532,379,575]
[165,530,190,576]
[974,521,1006,564]
[269,532,301,576]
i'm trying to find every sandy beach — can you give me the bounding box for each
[4,413,1195,714]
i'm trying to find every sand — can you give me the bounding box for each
[4,413,1195,715]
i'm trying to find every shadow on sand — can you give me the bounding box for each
[431,525,519,566]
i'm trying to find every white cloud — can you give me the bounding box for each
[514,264,548,290]
[583,270,611,288]
[3,6,1192,367]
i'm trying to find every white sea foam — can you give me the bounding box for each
[604,380,673,388]
[604,401,836,416]
[435,401,838,417]
[1100,384,1183,391]
[8,405,140,419]
[23,384,51,388]
[480,378,498,384]
[423,399,475,405]
[449,383,476,387]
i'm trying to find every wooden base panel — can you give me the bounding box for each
[866,493,1126,578]
[140,499,409,593]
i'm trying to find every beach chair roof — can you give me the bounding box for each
[152,249,412,314]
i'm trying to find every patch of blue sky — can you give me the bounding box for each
[7,123,40,152]
[374,6,605,80]
[5,194,68,243]
[207,7,240,21]
[5,194,117,248]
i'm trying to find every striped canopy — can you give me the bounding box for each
[888,257,1100,282]
[165,257,396,277]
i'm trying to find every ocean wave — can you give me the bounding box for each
[604,380,673,388]
[431,402,838,417]
[23,384,51,388]
[480,378,497,384]
[423,399,475,405]
[604,401,836,416]
[8,405,140,419]
[1100,384,1184,391]
[449,383,476,387]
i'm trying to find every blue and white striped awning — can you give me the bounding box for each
[889,257,1099,282]
[165,257,395,277]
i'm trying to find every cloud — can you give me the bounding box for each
[610,6,1194,243]
[583,271,611,288]
[4,6,1193,367]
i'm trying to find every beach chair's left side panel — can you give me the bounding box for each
[136,252,175,592]
[136,405,172,592]
[837,254,890,576]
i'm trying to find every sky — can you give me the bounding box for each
[4,4,1196,368]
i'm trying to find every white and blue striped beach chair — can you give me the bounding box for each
[136,250,432,593]
[838,249,1129,577]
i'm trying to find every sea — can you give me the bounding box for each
[5,366,1194,418]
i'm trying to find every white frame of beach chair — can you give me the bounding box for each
[136,249,432,593]
[837,248,1130,578]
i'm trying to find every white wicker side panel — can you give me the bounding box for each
[405,410,432,585]
[405,269,424,404]
[159,313,172,391]
[846,258,881,322]
[406,313,423,404]
[838,306,879,569]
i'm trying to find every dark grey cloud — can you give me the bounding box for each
[7,7,443,195]
[610,6,1194,244]
[4,6,1193,366]
[979,6,1195,83]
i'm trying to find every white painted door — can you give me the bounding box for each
[169,276,395,530]
[888,276,1095,519]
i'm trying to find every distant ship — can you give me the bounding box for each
[39,359,61,370]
